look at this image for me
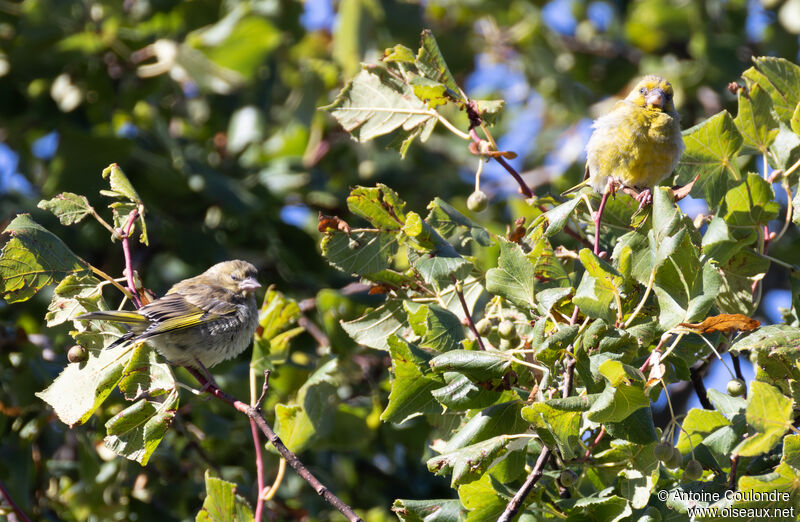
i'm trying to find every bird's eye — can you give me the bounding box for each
[640,88,646,94]
[230,273,241,281]
[666,93,673,100]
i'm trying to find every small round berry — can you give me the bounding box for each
[467,190,489,212]
[68,345,88,363]
[727,379,746,397]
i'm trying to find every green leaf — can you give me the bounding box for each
[382,336,443,423]
[675,111,743,208]
[735,381,794,457]
[617,469,654,510]
[522,402,582,459]
[273,404,316,453]
[251,287,301,369]
[410,77,449,108]
[587,385,650,423]
[721,172,780,228]
[445,401,528,451]
[485,238,536,311]
[425,197,492,247]
[431,373,508,411]
[0,214,90,303]
[196,470,254,522]
[427,435,511,487]
[675,408,730,455]
[320,230,398,275]
[715,249,770,315]
[322,65,437,152]
[407,303,465,352]
[597,360,645,387]
[347,184,408,230]
[729,324,800,354]
[702,217,752,265]
[273,360,339,453]
[196,16,280,80]
[37,192,94,225]
[429,350,512,382]
[603,407,659,444]
[411,246,473,289]
[415,29,463,102]
[742,57,800,123]
[733,83,779,155]
[104,389,178,466]
[340,300,409,351]
[35,341,132,427]
[573,248,625,324]
[653,239,721,329]
[707,388,747,418]
[101,163,148,245]
[117,343,176,400]
[45,273,104,327]
[392,498,463,522]
[567,496,632,522]
[543,196,583,238]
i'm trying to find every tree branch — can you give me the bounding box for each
[689,366,713,410]
[184,367,363,522]
[451,275,486,351]
[119,208,142,308]
[497,448,551,522]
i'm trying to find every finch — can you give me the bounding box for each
[77,260,261,369]
[583,75,684,253]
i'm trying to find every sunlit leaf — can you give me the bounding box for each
[0,214,90,303]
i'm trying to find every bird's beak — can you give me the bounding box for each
[645,89,666,110]
[239,277,262,293]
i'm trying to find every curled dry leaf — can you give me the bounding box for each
[507,217,526,243]
[318,213,351,234]
[678,313,760,334]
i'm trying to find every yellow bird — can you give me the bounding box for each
[583,75,684,253]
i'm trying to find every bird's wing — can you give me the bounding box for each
[136,286,239,339]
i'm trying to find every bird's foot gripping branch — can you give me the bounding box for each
[322,30,800,520]
[0,164,361,521]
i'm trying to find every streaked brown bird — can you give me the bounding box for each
[78,260,261,369]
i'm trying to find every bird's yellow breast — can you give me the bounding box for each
[586,100,683,192]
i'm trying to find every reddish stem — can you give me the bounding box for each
[468,128,534,198]
[594,189,611,255]
[121,209,142,309]
[451,275,486,351]
[0,479,31,522]
[183,368,363,522]
[250,418,265,522]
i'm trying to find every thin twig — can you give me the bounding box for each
[730,354,747,397]
[298,314,330,350]
[119,208,142,308]
[250,418,265,522]
[184,368,363,522]
[468,128,534,198]
[729,455,739,490]
[89,265,134,300]
[584,427,605,459]
[451,275,486,351]
[689,366,712,410]
[0,479,31,522]
[250,370,269,522]
[497,448,551,522]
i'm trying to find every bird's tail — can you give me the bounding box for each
[76,311,144,349]
[76,310,147,324]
